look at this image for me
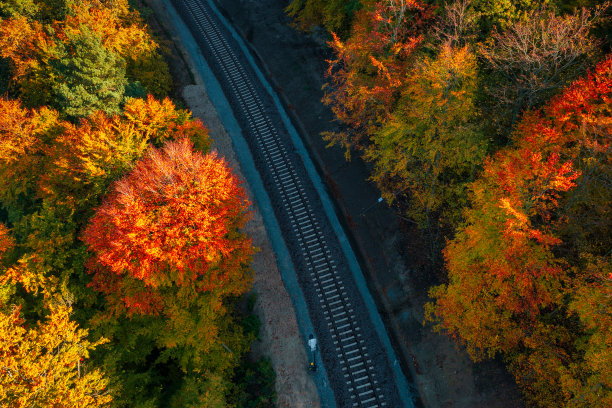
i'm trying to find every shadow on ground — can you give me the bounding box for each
[209,0,525,407]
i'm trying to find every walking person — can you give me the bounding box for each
[308,334,317,371]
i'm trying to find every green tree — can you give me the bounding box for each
[54,28,127,120]
[126,50,172,99]
[285,0,361,36]
[37,0,74,21]
[368,43,487,228]
[0,0,39,19]
[472,0,551,30]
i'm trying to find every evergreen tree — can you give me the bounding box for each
[54,28,127,120]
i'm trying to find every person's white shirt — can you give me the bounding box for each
[308,337,317,351]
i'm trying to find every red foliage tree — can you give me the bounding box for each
[427,53,612,407]
[0,224,13,259]
[82,138,253,316]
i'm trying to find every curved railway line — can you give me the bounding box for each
[170,1,412,406]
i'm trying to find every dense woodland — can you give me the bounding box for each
[0,0,273,407]
[0,0,609,407]
[287,0,611,406]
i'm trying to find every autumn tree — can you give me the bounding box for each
[0,0,39,19]
[472,0,552,30]
[0,93,215,406]
[367,43,487,229]
[39,95,209,214]
[286,0,361,36]
[83,137,253,316]
[0,98,63,219]
[479,4,606,135]
[0,302,112,408]
[82,138,254,405]
[427,53,612,407]
[322,0,432,157]
[0,0,169,117]
[0,230,111,408]
[0,224,12,257]
[0,94,210,305]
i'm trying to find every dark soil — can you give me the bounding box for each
[209,0,526,407]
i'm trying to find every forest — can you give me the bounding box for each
[287,0,611,406]
[0,0,273,407]
[0,0,610,407]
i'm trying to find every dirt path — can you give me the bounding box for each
[143,1,321,406]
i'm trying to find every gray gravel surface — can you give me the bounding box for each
[170,0,411,406]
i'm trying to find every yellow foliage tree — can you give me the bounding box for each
[0,226,111,408]
[0,98,62,214]
[0,303,111,408]
[368,43,487,227]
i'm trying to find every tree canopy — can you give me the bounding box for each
[427,53,612,408]
[298,0,612,405]
[0,0,170,119]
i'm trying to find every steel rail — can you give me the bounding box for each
[172,0,405,406]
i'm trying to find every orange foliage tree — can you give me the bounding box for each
[322,0,432,157]
[0,224,13,258]
[427,54,612,407]
[0,98,62,215]
[82,136,253,319]
[82,138,254,400]
[0,93,217,404]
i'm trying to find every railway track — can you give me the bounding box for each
[171,1,409,406]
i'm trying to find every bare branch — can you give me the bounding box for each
[432,0,478,46]
[479,3,608,131]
